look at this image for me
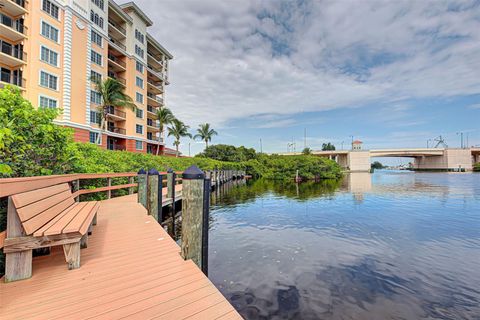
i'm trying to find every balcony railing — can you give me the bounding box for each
[108,54,126,68]
[106,107,126,119]
[107,144,126,151]
[0,13,28,35]
[107,126,126,135]
[12,0,27,8]
[0,72,25,88]
[147,105,158,113]
[108,20,126,35]
[0,41,26,61]
[108,38,126,51]
[147,120,160,128]
[147,65,164,78]
[108,74,126,86]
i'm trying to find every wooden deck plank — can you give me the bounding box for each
[0,194,241,320]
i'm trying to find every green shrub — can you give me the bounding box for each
[474,163,480,172]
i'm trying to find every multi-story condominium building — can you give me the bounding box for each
[0,0,172,154]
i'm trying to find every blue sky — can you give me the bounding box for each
[130,0,480,157]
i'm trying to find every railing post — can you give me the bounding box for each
[147,169,160,221]
[72,179,80,202]
[128,176,134,194]
[167,168,176,235]
[106,177,112,199]
[137,169,147,208]
[181,165,209,274]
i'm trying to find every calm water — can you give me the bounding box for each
[208,171,480,320]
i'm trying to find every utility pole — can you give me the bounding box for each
[349,135,354,150]
[341,141,344,150]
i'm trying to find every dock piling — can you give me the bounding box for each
[137,169,147,208]
[147,169,160,221]
[181,165,209,274]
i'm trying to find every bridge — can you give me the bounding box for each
[279,147,480,172]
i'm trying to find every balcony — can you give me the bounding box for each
[0,41,26,67]
[147,79,163,95]
[0,13,27,42]
[108,73,126,86]
[147,93,161,107]
[108,19,126,39]
[147,105,158,117]
[108,37,126,53]
[147,52,163,70]
[0,0,28,16]
[0,71,25,90]
[107,126,126,135]
[147,119,160,132]
[108,53,126,72]
[146,65,164,82]
[106,106,126,121]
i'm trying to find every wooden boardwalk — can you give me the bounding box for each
[0,194,241,320]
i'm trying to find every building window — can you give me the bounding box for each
[90,110,101,124]
[136,108,144,119]
[91,30,102,47]
[135,29,144,44]
[91,50,102,66]
[91,0,104,10]
[136,61,144,73]
[135,140,143,150]
[136,76,144,88]
[40,71,58,90]
[40,46,58,67]
[39,96,57,109]
[135,45,144,58]
[42,0,59,19]
[89,132,101,144]
[90,90,102,104]
[41,21,59,43]
[136,92,144,104]
[90,10,104,28]
[90,70,102,83]
[136,124,143,134]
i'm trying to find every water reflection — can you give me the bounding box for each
[209,171,480,319]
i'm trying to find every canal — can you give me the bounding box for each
[208,171,480,319]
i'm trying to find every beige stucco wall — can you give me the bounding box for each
[348,151,371,172]
[414,149,473,171]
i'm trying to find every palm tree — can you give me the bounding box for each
[92,78,136,145]
[167,119,192,157]
[194,123,218,149]
[155,107,175,155]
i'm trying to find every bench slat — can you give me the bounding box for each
[78,202,100,235]
[44,202,88,236]
[63,202,97,234]
[12,184,70,209]
[22,197,75,235]
[33,203,81,237]
[16,190,72,222]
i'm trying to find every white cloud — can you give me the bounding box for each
[129,0,480,131]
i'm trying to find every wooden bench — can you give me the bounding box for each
[3,183,99,282]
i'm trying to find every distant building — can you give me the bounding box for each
[352,140,363,150]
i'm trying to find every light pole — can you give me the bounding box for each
[188,142,191,157]
[341,141,344,150]
[457,132,464,148]
[349,135,354,150]
[427,139,432,148]
[260,138,263,153]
